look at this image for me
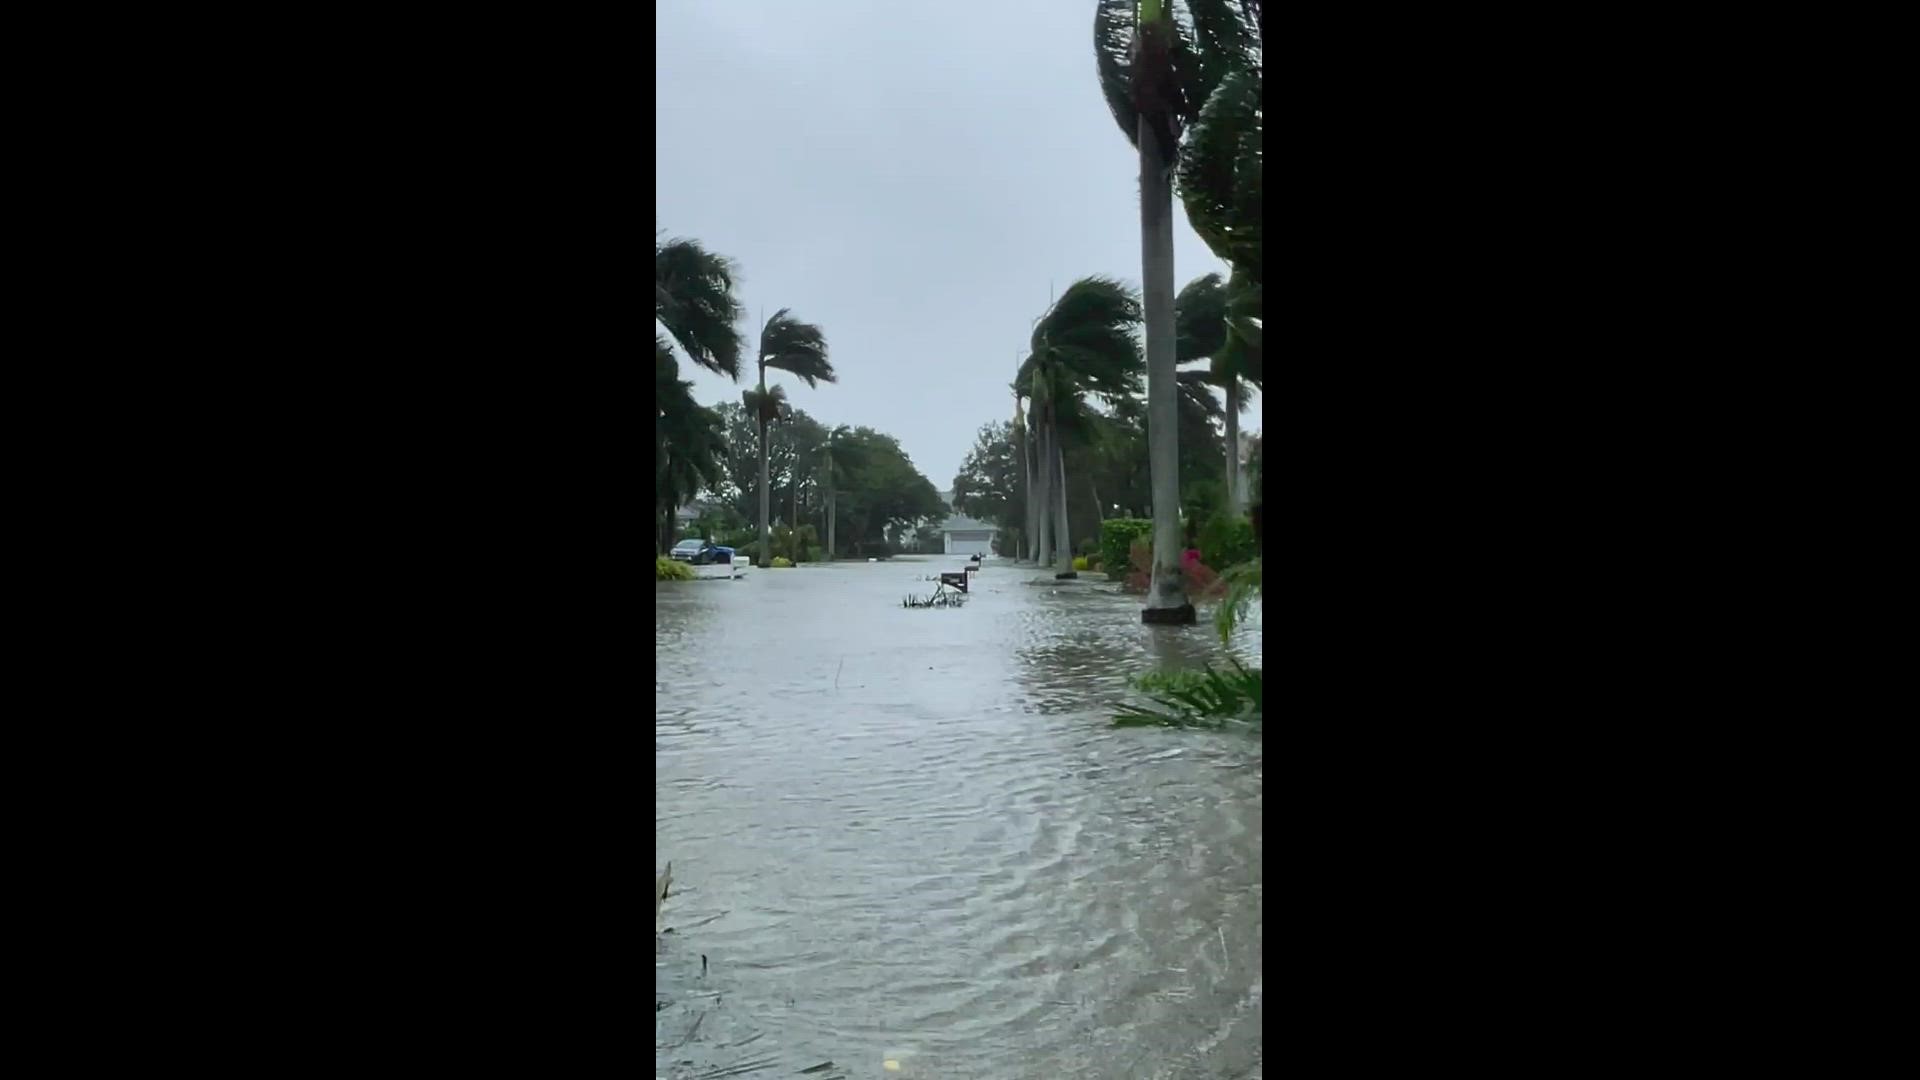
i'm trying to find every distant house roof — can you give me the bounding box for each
[933,490,998,530]
[932,493,995,534]
[940,514,996,534]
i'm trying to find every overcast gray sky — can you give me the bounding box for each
[656,0,1259,490]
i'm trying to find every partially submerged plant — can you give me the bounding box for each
[1114,657,1261,729]
[903,583,968,609]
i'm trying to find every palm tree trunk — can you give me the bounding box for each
[1034,413,1054,569]
[1019,412,1035,563]
[826,447,836,560]
[1052,403,1075,576]
[757,363,771,568]
[1026,415,1038,565]
[1224,378,1243,515]
[1013,418,1029,564]
[1140,115,1194,623]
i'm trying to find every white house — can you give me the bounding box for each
[934,490,998,557]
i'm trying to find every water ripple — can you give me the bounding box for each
[657,558,1260,1076]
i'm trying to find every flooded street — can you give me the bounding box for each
[656,557,1262,1079]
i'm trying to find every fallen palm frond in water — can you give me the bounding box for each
[1114,659,1262,730]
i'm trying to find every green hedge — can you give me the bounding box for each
[1198,513,1257,570]
[655,557,694,581]
[1100,518,1153,580]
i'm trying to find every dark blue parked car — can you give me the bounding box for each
[669,538,735,565]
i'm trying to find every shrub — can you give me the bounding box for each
[771,555,794,568]
[771,524,819,563]
[1072,555,1090,572]
[655,557,694,581]
[806,546,825,564]
[1126,537,1153,592]
[1100,518,1152,582]
[1198,513,1257,571]
[1078,536,1100,557]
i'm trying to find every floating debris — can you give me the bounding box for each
[656,861,673,929]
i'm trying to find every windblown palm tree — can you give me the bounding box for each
[1018,276,1144,577]
[657,338,729,553]
[1095,0,1258,623]
[1176,272,1261,512]
[752,310,835,567]
[655,234,747,379]
[1173,8,1262,512]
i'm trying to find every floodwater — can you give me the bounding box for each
[656,557,1261,1079]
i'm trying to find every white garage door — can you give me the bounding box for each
[945,531,994,556]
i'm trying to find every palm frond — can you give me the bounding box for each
[742,384,790,427]
[1028,276,1145,424]
[1228,267,1259,384]
[1180,0,1260,103]
[1215,556,1261,643]
[1093,0,1140,149]
[655,236,746,380]
[758,309,835,387]
[1228,91,1263,279]
[1032,276,1142,345]
[1174,273,1229,363]
[1177,369,1226,422]
[657,334,729,509]
[1175,66,1261,269]
[1114,658,1261,729]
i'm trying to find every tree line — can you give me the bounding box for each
[656,234,943,562]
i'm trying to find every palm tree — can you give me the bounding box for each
[1095,0,1257,623]
[655,234,747,379]
[1019,277,1144,577]
[753,310,835,567]
[657,338,729,553]
[1173,10,1262,513]
[1176,272,1261,513]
